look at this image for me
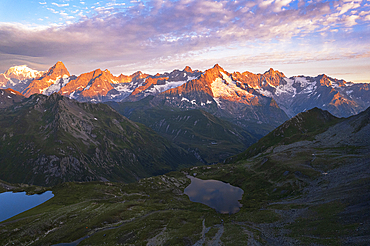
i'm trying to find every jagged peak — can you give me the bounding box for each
[132,71,142,76]
[45,61,70,77]
[316,74,333,87]
[183,66,193,73]
[204,64,227,75]
[212,64,223,70]
[263,68,285,77]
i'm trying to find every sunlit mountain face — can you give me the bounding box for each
[1,62,369,121]
[0,0,369,83]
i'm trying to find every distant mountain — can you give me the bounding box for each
[0,65,43,92]
[2,62,369,120]
[0,93,199,186]
[22,61,71,97]
[254,72,370,117]
[151,64,289,135]
[108,99,259,164]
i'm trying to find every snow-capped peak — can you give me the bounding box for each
[4,65,43,80]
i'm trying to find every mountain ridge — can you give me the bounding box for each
[1,62,369,120]
[0,93,200,186]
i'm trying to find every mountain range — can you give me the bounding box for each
[1,61,369,184]
[1,62,369,121]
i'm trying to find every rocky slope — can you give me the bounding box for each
[0,93,199,186]
[230,107,342,160]
[109,99,259,164]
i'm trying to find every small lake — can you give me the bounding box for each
[184,176,244,214]
[0,191,54,222]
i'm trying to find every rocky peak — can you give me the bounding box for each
[263,68,285,78]
[317,74,332,87]
[131,71,149,81]
[183,66,193,73]
[211,64,225,72]
[44,61,70,79]
[261,68,286,87]
[201,64,228,81]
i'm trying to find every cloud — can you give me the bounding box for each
[47,8,59,14]
[52,2,70,7]
[337,1,361,15]
[344,15,359,26]
[0,0,369,78]
[60,11,75,20]
[106,2,126,7]
[39,2,47,4]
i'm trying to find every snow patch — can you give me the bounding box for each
[187,76,198,81]
[44,77,70,96]
[211,73,253,100]
[213,98,222,108]
[150,80,187,94]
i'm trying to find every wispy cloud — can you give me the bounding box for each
[47,8,59,14]
[52,2,70,7]
[0,0,369,82]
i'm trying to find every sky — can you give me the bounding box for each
[0,0,369,82]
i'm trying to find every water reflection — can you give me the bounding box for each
[184,176,243,214]
[0,191,54,222]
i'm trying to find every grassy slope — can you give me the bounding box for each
[229,107,342,162]
[108,100,259,163]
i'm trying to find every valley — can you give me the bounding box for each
[0,62,369,245]
[0,106,369,245]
